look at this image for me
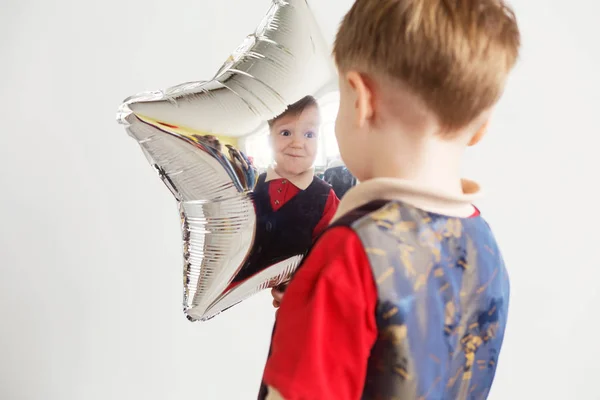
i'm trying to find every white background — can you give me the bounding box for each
[1,0,599,399]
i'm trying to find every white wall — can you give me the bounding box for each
[1,0,599,399]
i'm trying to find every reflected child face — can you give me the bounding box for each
[270,105,320,175]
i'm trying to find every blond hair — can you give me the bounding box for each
[333,0,521,131]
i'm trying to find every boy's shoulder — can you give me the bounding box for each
[311,173,332,188]
[328,198,497,266]
[332,199,491,240]
[329,177,484,233]
[255,171,267,184]
[329,199,391,229]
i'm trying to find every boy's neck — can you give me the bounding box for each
[367,128,467,196]
[272,165,314,181]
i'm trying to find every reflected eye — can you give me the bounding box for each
[279,130,292,137]
[305,131,316,139]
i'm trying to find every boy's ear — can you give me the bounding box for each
[345,71,373,128]
[468,120,489,147]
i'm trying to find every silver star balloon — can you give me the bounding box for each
[116,0,337,321]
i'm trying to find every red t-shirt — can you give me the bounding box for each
[262,207,481,400]
[267,178,339,239]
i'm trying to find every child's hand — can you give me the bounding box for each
[271,284,287,308]
[271,288,284,308]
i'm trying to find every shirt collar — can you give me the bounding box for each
[332,177,481,222]
[265,166,315,190]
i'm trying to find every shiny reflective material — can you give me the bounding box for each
[117,0,336,321]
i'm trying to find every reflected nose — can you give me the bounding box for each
[290,134,304,148]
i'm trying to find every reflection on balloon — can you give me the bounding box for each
[323,164,357,200]
[116,0,337,321]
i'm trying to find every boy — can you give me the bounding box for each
[259,0,520,399]
[231,96,339,286]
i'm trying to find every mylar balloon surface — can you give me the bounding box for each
[117,0,337,321]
